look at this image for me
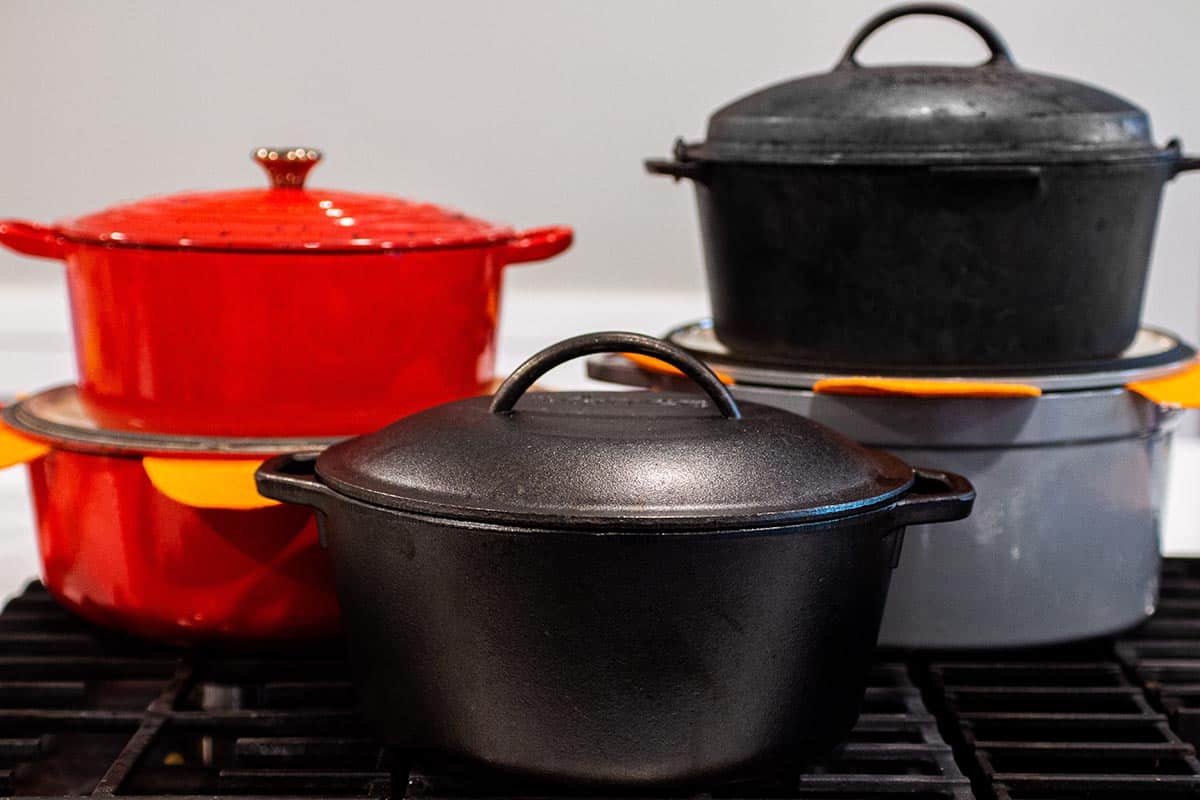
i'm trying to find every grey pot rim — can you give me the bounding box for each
[659,320,1195,392]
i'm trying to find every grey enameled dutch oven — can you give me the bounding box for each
[256,332,974,787]
[588,323,1196,649]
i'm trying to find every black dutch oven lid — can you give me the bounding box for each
[313,332,915,532]
[679,3,1168,166]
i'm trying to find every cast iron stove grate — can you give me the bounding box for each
[3,561,1200,799]
[1118,558,1200,754]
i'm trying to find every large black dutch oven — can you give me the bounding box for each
[647,3,1200,367]
[255,332,974,787]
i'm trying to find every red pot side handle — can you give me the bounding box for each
[0,220,69,260]
[501,226,573,266]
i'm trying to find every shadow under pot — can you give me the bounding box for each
[647,4,1200,366]
[256,331,974,787]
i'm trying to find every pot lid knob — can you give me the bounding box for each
[253,147,322,189]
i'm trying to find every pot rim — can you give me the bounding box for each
[671,139,1184,168]
[259,451,972,535]
[584,357,1186,449]
[303,462,935,537]
[316,463,916,533]
[51,230,524,256]
[656,321,1196,391]
[3,385,344,457]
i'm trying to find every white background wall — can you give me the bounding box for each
[2,0,1200,346]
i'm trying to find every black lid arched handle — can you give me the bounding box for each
[490,331,741,420]
[838,3,1014,69]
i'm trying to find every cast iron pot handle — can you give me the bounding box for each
[1165,139,1200,177]
[645,139,708,182]
[838,3,1014,68]
[255,452,339,516]
[889,467,975,527]
[490,331,741,419]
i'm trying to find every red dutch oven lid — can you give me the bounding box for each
[49,148,567,254]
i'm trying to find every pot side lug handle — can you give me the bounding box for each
[0,220,69,260]
[1165,139,1200,177]
[889,467,975,528]
[255,452,339,517]
[646,140,708,182]
[644,158,708,182]
[0,416,51,469]
[500,226,574,266]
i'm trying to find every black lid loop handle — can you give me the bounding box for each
[838,3,1014,69]
[490,332,741,419]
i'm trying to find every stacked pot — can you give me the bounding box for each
[648,3,1200,368]
[631,3,1200,647]
[0,147,572,643]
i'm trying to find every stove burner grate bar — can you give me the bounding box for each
[1118,558,1200,759]
[925,652,1200,800]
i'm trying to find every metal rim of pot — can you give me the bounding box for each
[2,385,343,457]
[655,320,1197,392]
[583,347,1189,449]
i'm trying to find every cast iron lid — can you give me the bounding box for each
[681,3,1168,166]
[313,332,916,531]
[56,147,518,252]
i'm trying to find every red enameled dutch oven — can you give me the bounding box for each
[0,148,573,436]
[0,386,344,644]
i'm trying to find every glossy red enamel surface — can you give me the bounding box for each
[29,448,340,643]
[59,187,518,252]
[60,236,568,436]
[56,149,517,252]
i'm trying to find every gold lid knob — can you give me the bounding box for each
[253,147,322,189]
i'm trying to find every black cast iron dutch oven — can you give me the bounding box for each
[647,3,1200,367]
[255,332,974,787]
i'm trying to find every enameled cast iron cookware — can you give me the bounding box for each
[647,4,1200,367]
[256,332,975,786]
[0,387,343,644]
[0,148,572,436]
[587,322,1200,648]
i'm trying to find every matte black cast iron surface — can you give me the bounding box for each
[6,561,1200,798]
[256,331,974,786]
[647,3,1200,366]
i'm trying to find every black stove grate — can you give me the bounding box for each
[925,659,1200,799]
[4,562,1200,799]
[0,582,973,800]
[1118,558,1200,751]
